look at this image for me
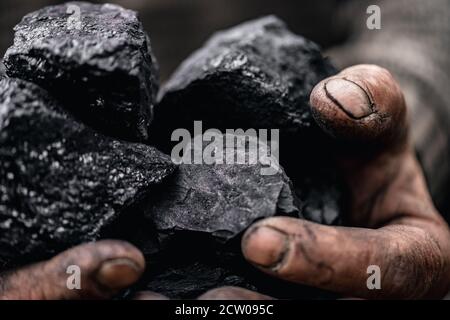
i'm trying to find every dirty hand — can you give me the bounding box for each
[0,240,151,299]
[233,65,450,299]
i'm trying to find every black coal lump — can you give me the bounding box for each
[152,15,336,151]
[3,2,158,142]
[0,78,175,267]
[146,135,300,241]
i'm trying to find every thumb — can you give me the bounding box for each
[0,240,145,300]
[242,217,450,299]
[310,64,408,148]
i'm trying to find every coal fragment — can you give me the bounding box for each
[0,78,175,267]
[152,15,336,150]
[3,2,158,142]
[146,135,300,241]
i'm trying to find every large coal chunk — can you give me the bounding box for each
[3,2,158,142]
[146,135,300,241]
[152,15,336,151]
[0,78,175,267]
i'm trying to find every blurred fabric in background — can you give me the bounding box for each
[0,0,449,214]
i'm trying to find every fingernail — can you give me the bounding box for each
[242,226,289,269]
[96,258,142,290]
[324,78,373,119]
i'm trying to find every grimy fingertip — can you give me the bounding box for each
[310,64,408,147]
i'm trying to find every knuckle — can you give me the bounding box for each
[383,227,447,298]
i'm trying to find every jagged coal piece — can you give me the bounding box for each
[147,134,300,241]
[0,78,175,267]
[152,15,336,151]
[3,2,158,142]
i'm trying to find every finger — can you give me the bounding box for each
[197,287,274,300]
[0,240,145,300]
[311,65,436,227]
[310,64,408,147]
[132,291,169,300]
[242,217,450,299]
